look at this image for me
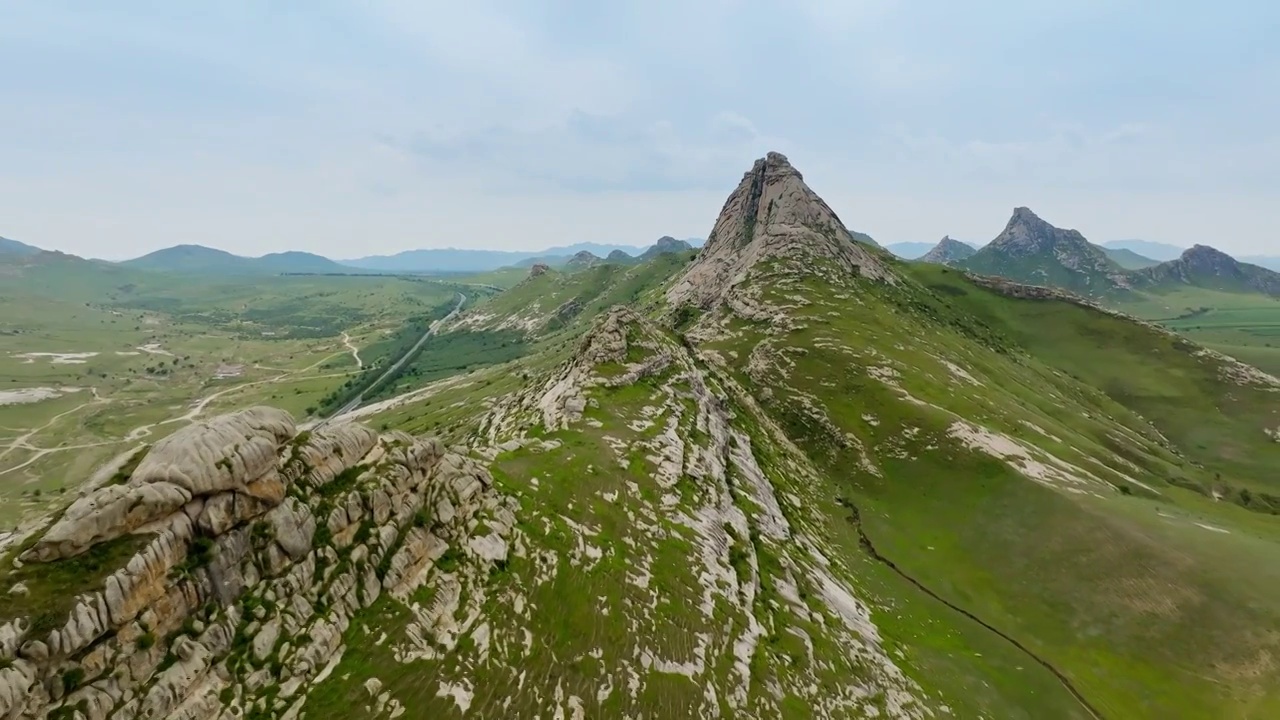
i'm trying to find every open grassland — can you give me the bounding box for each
[1114,286,1280,376]
[0,271,473,527]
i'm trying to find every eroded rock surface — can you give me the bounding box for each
[1,408,514,720]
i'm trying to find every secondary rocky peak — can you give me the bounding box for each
[1130,243,1270,291]
[920,236,976,266]
[642,236,693,259]
[1181,244,1235,267]
[565,250,600,269]
[529,262,550,277]
[667,152,891,308]
[989,207,1087,255]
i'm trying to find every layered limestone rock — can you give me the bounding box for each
[667,152,892,310]
[0,408,514,720]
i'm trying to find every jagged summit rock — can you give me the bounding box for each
[528,262,551,277]
[1131,244,1280,295]
[960,207,1127,296]
[989,207,1092,256]
[667,152,891,308]
[920,236,976,266]
[641,236,692,259]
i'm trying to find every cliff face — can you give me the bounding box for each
[0,409,514,720]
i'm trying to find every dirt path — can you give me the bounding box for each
[325,293,466,421]
[0,332,368,478]
[341,332,364,369]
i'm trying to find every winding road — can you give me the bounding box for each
[325,292,466,422]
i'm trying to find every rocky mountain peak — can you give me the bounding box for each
[920,236,976,266]
[667,152,891,308]
[989,207,1088,256]
[1128,243,1280,296]
[1180,244,1236,270]
[642,236,693,259]
[528,262,550,277]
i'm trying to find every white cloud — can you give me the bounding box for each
[0,0,1278,258]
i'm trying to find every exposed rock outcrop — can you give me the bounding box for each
[0,408,515,720]
[667,152,892,310]
[24,408,296,562]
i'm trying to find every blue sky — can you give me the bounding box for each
[1,1,1277,259]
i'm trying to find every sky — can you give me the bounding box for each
[1,1,1277,260]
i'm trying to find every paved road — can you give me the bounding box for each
[323,292,466,423]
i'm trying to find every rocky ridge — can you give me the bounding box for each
[666,152,893,311]
[0,409,514,720]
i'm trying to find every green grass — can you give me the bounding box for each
[0,532,152,635]
[1113,286,1280,376]
[691,261,1280,718]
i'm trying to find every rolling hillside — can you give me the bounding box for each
[5,153,1280,720]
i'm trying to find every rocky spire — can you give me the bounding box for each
[667,152,890,308]
[987,207,1091,256]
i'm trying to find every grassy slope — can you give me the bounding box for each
[330,251,1280,717]
[960,246,1122,298]
[694,261,1280,718]
[1103,247,1160,270]
[1112,285,1280,377]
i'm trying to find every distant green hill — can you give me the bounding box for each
[1102,246,1160,269]
[1102,239,1186,261]
[122,244,350,274]
[0,236,43,256]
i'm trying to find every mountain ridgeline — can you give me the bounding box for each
[4,152,1280,720]
[919,207,1280,300]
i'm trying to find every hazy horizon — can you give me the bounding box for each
[2,3,1277,259]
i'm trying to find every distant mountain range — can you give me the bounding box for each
[0,236,43,256]
[921,209,1280,299]
[122,245,350,275]
[0,235,706,275]
[341,239,704,273]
